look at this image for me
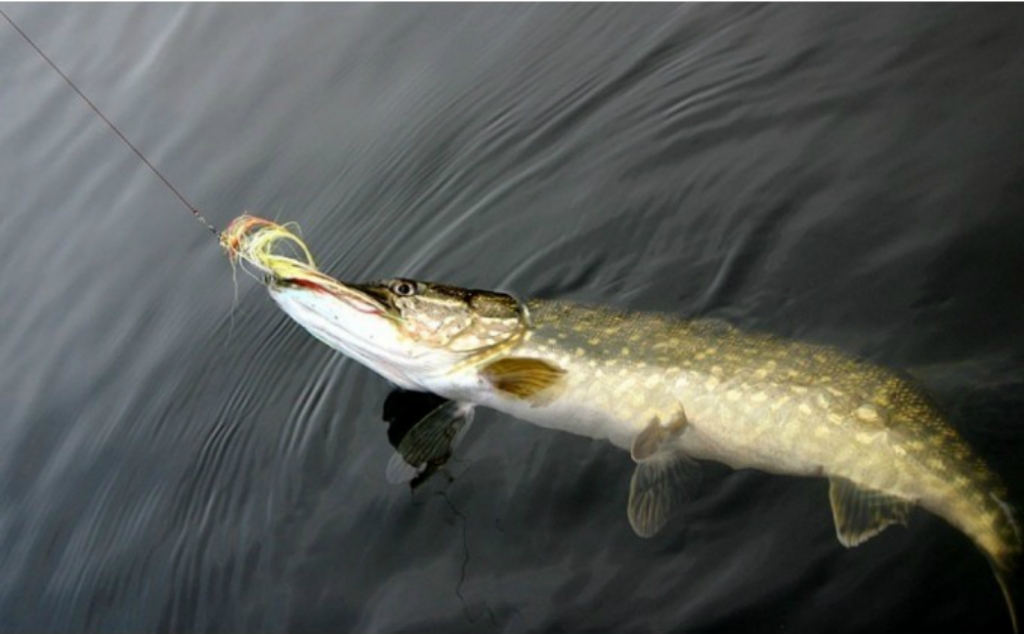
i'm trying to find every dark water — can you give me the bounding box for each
[2,4,1024,632]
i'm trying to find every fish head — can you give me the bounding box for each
[221,214,527,389]
[269,276,528,389]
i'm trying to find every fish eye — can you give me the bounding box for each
[391,280,416,297]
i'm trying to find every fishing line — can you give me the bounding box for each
[434,490,500,628]
[1,8,220,237]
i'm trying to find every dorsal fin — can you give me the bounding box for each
[480,357,566,400]
[828,477,913,547]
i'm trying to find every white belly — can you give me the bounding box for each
[424,365,642,449]
[425,360,827,479]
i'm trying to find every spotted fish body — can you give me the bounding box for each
[444,301,1020,574]
[222,216,1020,629]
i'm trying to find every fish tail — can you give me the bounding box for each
[936,465,1020,631]
[975,490,1020,633]
[992,564,1017,634]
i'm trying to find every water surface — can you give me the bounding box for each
[1,4,1023,632]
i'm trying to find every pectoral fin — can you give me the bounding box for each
[628,451,702,538]
[828,476,913,547]
[384,399,475,489]
[480,357,566,400]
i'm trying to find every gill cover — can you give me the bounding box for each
[353,278,530,352]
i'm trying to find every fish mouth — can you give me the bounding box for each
[222,213,390,317]
[272,276,389,316]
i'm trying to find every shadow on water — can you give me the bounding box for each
[1,3,1023,632]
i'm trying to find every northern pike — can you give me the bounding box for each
[223,215,1020,629]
